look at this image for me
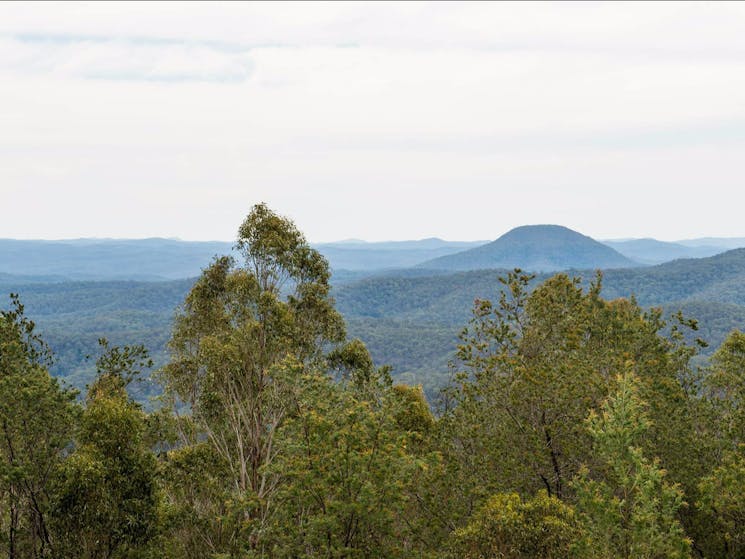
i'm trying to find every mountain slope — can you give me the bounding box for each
[600,248,745,306]
[4,244,745,398]
[0,238,234,280]
[677,237,745,249]
[0,238,486,280]
[341,248,745,323]
[420,225,636,271]
[314,238,486,270]
[334,247,745,390]
[603,238,726,264]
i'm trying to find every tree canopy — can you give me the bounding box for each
[0,205,742,558]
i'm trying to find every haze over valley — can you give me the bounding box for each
[3,224,745,394]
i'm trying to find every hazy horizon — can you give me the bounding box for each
[2,228,745,246]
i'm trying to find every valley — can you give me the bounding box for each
[3,226,745,398]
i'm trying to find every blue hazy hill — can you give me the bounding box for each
[420,225,637,271]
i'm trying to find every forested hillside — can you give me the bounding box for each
[4,246,745,397]
[0,238,486,280]
[335,249,745,389]
[0,238,234,280]
[1,204,743,558]
[0,278,193,392]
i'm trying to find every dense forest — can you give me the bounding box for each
[1,204,743,558]
[6,243,745,398]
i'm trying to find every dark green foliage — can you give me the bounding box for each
[693,331,745,558]
[157,442,236,558]
[437,272,697,513]
[0,295,78,559]
[267,366,423,558]
[50,341,159,559]
[697,447,745,558]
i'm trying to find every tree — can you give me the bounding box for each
[439,271,698,524]
[694,330,745,557]
[0,295,77,559]
[697,446,745,558]
[265,339,438,558]
[448,491,585,559]
[157,441,237,559]
[51,340,159,559]
[573,371,690,559]
[706,329,745,446]
[160,203,345,553]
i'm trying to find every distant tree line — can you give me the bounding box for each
[0,204,743,558]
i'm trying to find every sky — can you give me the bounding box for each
[2,1,745,242]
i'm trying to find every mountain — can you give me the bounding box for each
[334,247,745,391]
[677,237,745,249]
[599,247,745,307]
[313,238,486,270]
[339,248,745,326]
[0,238,487,280]
[420,225,637,271]
[603,238,727,265]
[0,238,234,281]
[5,240,745,399]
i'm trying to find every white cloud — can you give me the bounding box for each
[1,2,745,241]
[0,36,254,82]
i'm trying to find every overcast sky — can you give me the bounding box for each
[2,2,745,242]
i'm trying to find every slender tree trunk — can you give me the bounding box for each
[542,411,563,498]
[9,500,17,559]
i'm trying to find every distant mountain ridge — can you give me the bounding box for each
[0,237,487,279]
[1,232,744,281]
[313,238,486,270]
[677,237,745,249]
[4,239,745,396]
[603,238,730,265]
[420,225,636,271]
[0,238,235,281]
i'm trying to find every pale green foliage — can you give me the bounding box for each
[573,372,690,559]
[160,204,346,554]
[449,491,585,559]
[390,383,435,440]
